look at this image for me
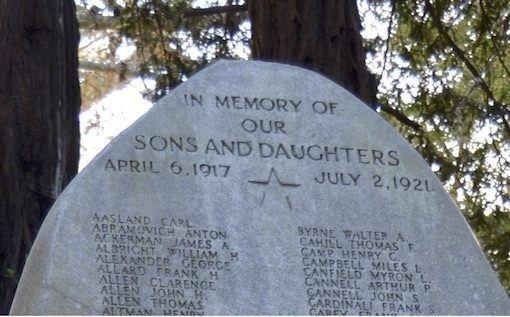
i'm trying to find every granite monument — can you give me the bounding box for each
[10,61,510,315]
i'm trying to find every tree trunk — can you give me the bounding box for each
[248,0,376,107]
[0,0,81,313]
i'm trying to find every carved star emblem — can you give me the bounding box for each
[248,167,301,209]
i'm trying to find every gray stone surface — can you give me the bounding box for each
[11,60,510,315]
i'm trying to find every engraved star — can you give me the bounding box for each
[248,167,301,209]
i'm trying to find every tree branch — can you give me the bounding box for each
[184,5,247,18]
[425,1,491,97]
[79,61,137,76]
[376,0,397,90]
[380,104,422,131]
[478,0,510,78]
[76,5,120,30]
[424,0,509,131]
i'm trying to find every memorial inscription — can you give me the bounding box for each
[92,213,237,315]
[298,227,433,315]
[11,61,510,315]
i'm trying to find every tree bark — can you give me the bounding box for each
[248,0,376,107]
[0,0,81,313]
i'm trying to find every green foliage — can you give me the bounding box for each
[365,0,509,289]
[78,0,510,291]
[81,0,248,99]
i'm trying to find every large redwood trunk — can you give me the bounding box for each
[248,0,375,106]
[0,0,81,313]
